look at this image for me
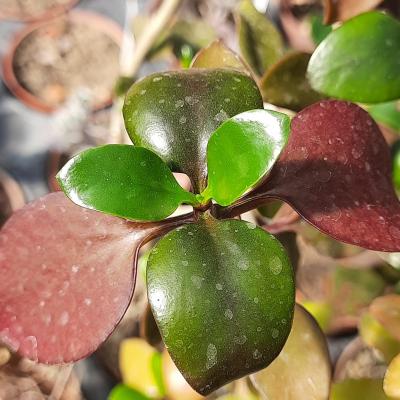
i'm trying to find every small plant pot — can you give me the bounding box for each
[0,0,79,22]
[0,169,25,227]
[2,11,123,113]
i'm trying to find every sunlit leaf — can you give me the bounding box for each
[370,295,400,342]
[308,12,400,103]
[359,313,400,363]
[254,100,400,251]
[123,69,263,192]
[147,216,294,395]
[191,40,250,74]
[0,193,165,363]
[384,353,400,399]
[57,145,197,221]
[251,305,331,400]
[202,109,290,206]
[119,338,164,398]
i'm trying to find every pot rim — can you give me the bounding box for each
[2,10,123,113]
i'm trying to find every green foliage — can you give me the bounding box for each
[310,14,332,45]
[123,69,263,192]
[108,385,151,400]
[147,216,295,395]
[393,141,400,192]
[308,12,400,103]
[202,109,290,206]
[57,145,197,221]
[369,101,400,133]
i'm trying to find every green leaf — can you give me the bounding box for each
[260,52,325,112]
[108,385,151,400]
[57,145,197,221]
[308,12,400,103]
[123,69,263,192]
[393,141,400,192]
[147,216,295,395]
[236,0,284,76]
[310,14,332,45]
[202,109,290,206]
[368,101,400,133]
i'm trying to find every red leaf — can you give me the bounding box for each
[0,193,166,363]
[260,100,400,251]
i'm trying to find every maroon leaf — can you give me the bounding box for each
[0,192,182,363]
[258,100,400,251]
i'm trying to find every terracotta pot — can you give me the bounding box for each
[2,11,123,113]
[0,0,79,22]
[0,169,25,227]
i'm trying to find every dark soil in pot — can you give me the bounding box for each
[7,13,121,111]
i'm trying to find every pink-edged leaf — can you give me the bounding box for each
[0,192,172,364]
[259,100,400,251]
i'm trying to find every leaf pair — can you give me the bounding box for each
[58,70,290,221]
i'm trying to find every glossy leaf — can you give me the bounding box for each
[251,304,331,400]
[324,0,384,24]
[123,69,263,192]
[260,52,325,112]
[0,193,165,363]
[256,100,400,252]
[190,40,250,74]
[331,379,392,400]
[108,385,151,400]
[119,338,164,398]
[57,145,197,222]
[202,109,290,206]
[147,216,295,395]
[308,12,400,103]
[369,101,400,133]
[370,295,400,342]
[384,353,400,399]
[236,0,284,76]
